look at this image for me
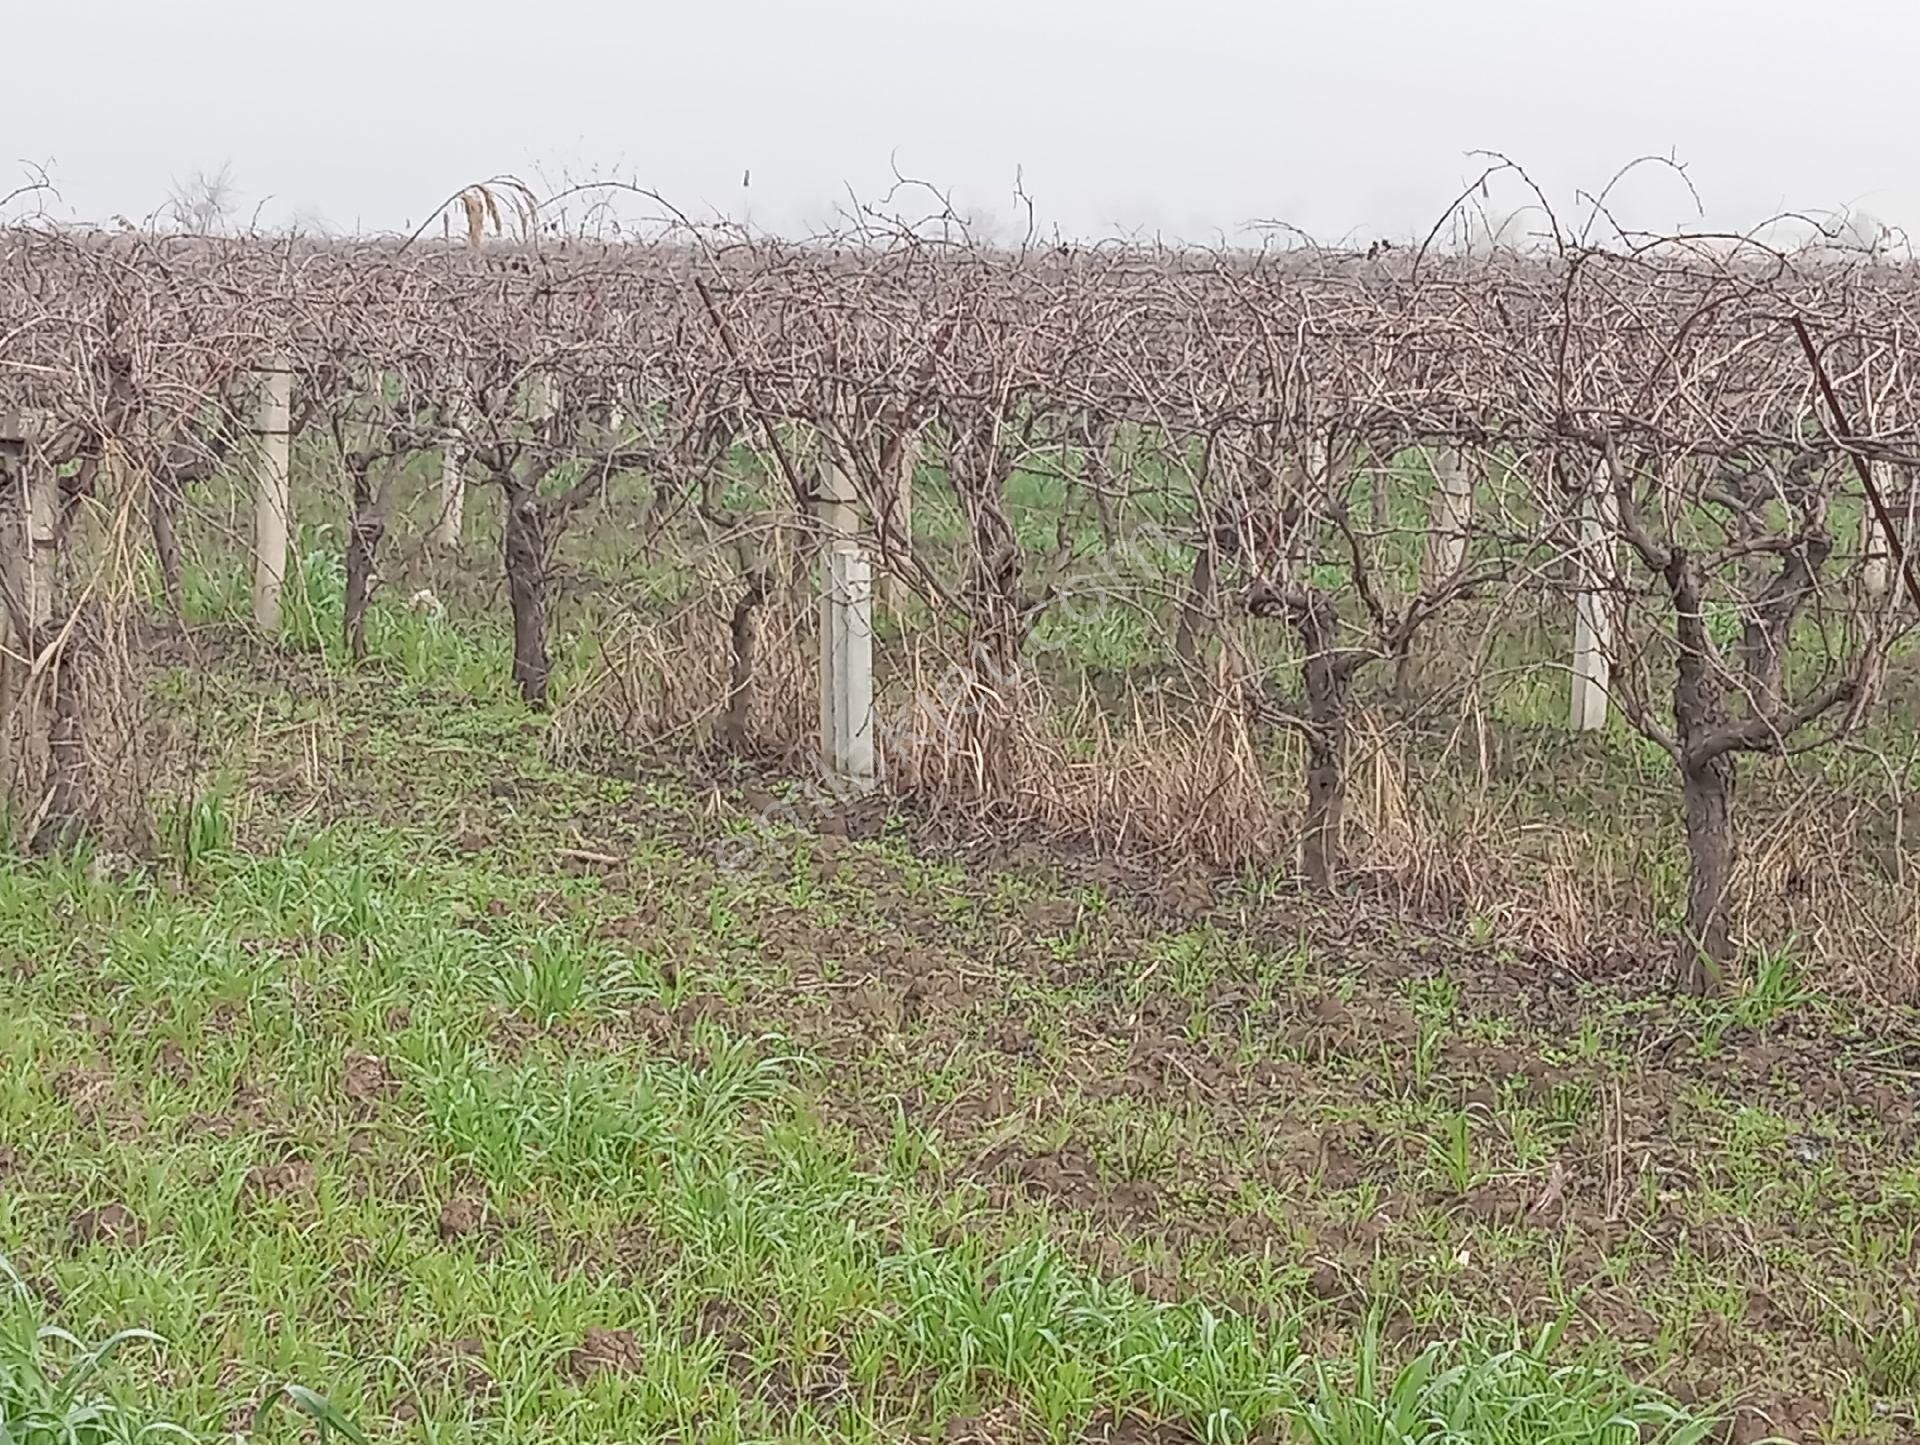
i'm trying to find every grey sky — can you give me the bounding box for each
[6,0,1912,245]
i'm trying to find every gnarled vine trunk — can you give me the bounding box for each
[1251,578,1357,891]
[503,488,551,706]
[149,479,184,622]
[343,459,386,664]
[1175,529,1216,667]
[722,569,765,752]
[1679,755,1736,991]
[1668,547,1737,993]
[1298,596,1356,892]
[342,517,383,664]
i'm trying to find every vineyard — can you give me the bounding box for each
[2,177,1919,1442]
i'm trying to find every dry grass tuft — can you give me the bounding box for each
[553,586,814,765]
[888,646,1287,869]
[552,600,1920,1000]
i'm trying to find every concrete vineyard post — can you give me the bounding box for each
[0,414,25,720]
[434,429,466,550]
[817,446,858,551]
[434,355,474,551]
[817,449,852,769]
[1570,460,1619,732]
[824,549,876,791]
[0,415,22,610]
[0,408,57,786]
[817,449,876,791]
[1278,440,1326,585]
[1421,447,1473,590]
[0,409,56,639]
[1860,460,1893,604]
[524,373,559,426]
[252,360,293,634]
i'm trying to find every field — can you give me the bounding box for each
[4,214,1920,1443]
[0,502,1913,1445]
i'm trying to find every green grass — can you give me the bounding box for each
[0,1262,186,1445]
[0,816,1711,1441]
[22,423,1911,1442]
[3,658,1913,1441]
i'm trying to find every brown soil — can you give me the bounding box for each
[69,1203,144,1249]
[154,1039,194,1083]
[341,1052,397,1110]
[436,1195,488,1242]
[393,1337,496,1422]
[243,1158,318,1205]
[566,1326,644,1381]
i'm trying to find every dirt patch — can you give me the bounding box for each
[244,1158,317,1205]
[565,1326,643,1382]
[51,1065,146,1141]
[612,1220,674,1288]
[991,1144,1159,1222]
[936,1405,1036,1444]
[1083,1409,1201,1444]
[153,1040,193,1083]
[681,1296,770,1377]
[50,1065,115,1123]
[1306,1260,1351,1302]
[1316,1124,1376,1189]
[1459,1181,1529,1226]
[1153,871,1216,920]
[184,1077,276,1142]
[1715,1398,1827,1445]
[70,1203,144,1249]
[341,1052,398,1110]
[393,1337,496,1422]
[436,1195,489,1242]
[1021,898,1081,933]
[796,1348,854,1411]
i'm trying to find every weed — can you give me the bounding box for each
[1427,1110,1478,1196]
[0,1258,194,1445]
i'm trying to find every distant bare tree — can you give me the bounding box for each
[166,164,237,235]
[286,207,335,238]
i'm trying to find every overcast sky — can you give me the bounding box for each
[5,0,1913,247]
